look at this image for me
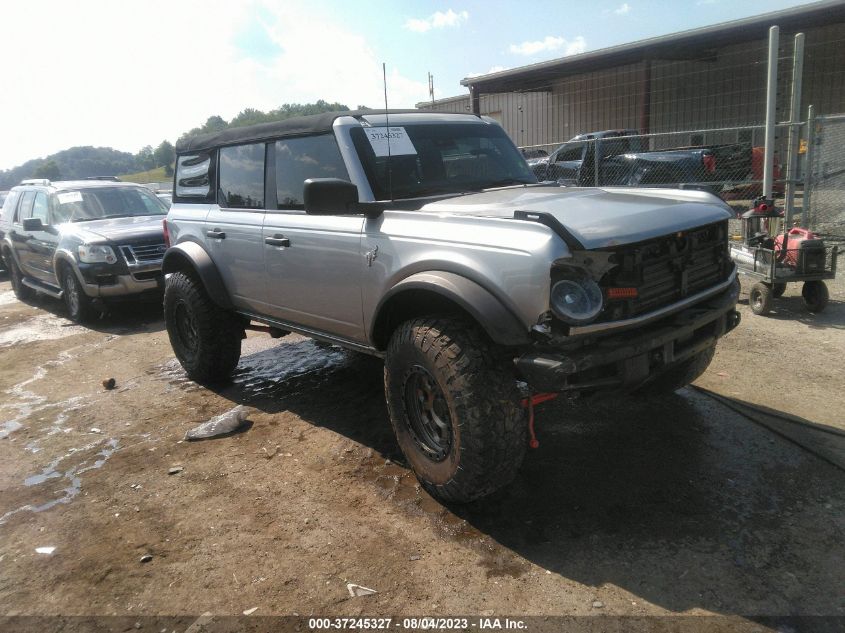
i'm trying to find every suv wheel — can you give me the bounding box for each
[384,317,526,503]
[164,271,243,384]
[6,252,34,301]
[635,344,716,396]
[60,265,96,323]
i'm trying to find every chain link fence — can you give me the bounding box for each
[805,114,845,240]
[521,123,794,216]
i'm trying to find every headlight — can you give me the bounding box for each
[550,277,603,324]
[78,244,117,264]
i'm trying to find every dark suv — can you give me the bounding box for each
[0,179,168,321]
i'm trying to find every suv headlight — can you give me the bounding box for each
[78,244,117,264]
[550,277,603,325]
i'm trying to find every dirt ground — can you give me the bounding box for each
[0,271,844,627]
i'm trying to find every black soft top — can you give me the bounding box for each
[175,109,427,153]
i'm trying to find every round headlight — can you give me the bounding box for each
[550,278,603,324]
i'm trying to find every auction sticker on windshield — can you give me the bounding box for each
[57,192,83,204]
[365,127,417,157]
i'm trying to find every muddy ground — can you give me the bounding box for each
[0,272,844,627]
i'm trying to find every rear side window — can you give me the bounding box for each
[175,151,216,202]
[17,191,35,222]
[2,190,20,222]
[275,135,349,209]
[218,143,265,209]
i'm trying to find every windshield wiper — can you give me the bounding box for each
[481,178,534,189]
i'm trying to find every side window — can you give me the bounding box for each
[555,143,585,162]
[3,190,20,222]
[175,151,216,201]
[31,192,49,223]
[275,135,349,209]
[218,143,265,209]
[17,191,36,223]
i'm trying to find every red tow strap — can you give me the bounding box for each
[519,393,559,449]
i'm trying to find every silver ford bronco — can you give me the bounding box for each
[163,110,740,502]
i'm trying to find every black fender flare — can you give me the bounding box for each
[371,271,531,348]
[162,242,233,310]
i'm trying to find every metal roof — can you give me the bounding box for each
[460,0,845,93]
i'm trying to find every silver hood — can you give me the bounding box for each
[418,186,732,249]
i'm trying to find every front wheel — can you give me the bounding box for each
[60,266,97,323]
[802,280,829,313]
[384,317,526,503]
[164,271,244,384]
[749,282,773,316]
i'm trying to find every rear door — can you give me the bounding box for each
[26,191,60,285]
[262,134,365,342]
[205,142,269,313]
[13,190,37,275]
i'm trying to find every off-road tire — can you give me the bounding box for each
[384,317,526,503]
[6,251,34,301]
[749,282,773,315]
[164,271,243,384]
[802,280,829,313]
[772,282,787,298]
[60,265,97,323]
[636,344,717,396]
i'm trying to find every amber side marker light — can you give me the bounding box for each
[607,287,638,299]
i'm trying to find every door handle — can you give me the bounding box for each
[206,229,226,239]
[265,234,291,247]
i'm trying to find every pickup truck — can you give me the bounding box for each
[529,129,751,192]
[164,111,740,503]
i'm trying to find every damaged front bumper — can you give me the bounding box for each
[516,278,741,393]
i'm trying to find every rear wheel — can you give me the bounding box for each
[164,271,243,384]
[384,317,526,503]
[60,265,96,323]
[802,280,829,313]
[749,282,773,316]
[6,252,34,301]
[636,345,717,396]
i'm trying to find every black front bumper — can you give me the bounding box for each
[516,282,740,393]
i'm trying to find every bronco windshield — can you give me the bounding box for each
[350,123,536,200]
[52,186,168,223]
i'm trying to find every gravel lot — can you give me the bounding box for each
[0,271,843,627]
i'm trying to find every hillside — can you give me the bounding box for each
[0,146,138,189]
[118,166,171,185]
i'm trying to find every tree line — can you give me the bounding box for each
[0,100,358,190]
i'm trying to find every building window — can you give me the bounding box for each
[219,144,265,209]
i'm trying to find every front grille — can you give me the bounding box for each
[597,220,730,320]
[120,242,166,264]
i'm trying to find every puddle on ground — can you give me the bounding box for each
[0,438,119,525]
[154,336,351,401]
[0,313,88,347]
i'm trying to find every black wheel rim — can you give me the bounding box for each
[173,300,199,355]
[403,365,453,461]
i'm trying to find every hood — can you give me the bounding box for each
[418,186,732,250]
[59,215,166,243]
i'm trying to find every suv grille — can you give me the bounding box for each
[598,220,730,320]
[120,242,166,264]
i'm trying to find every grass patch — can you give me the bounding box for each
[118,166,171,185]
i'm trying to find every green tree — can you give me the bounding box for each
[33,160,61,181]
[135,145,155,171]
[153,140,175,168]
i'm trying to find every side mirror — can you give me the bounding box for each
[22,217,46,231]
[303,178,360,215]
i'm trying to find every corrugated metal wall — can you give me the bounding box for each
[423,22,845,150]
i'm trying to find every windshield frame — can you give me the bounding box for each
[349,122,536,202]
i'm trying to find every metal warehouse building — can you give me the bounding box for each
[419,0,845,151]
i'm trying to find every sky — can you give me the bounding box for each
[0,0,821,170]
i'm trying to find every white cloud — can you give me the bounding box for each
[614,3,631,15]
[509,36,587,57]
[405,9,469,33]
[0,0,430,170]
[466,65,510,78]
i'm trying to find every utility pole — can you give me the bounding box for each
[428,72,434,106]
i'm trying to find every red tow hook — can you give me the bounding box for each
[519,393,559,449]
